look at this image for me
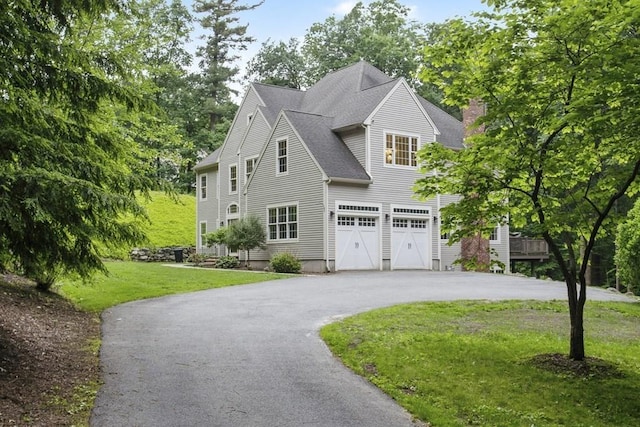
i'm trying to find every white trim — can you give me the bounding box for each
[244,155,258,185]
[228,163,238,195]
[489,224,501,244]
[199,173,208,201]
[266,201,299,243]
[389,204,433,271]
[383,129,421,169]
[276,137,289,176]
[198,221,208,250]
[363,78,440,137]
[335,201,383,271]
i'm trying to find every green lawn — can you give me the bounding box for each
[320,300,640,427]
[59,261,287,312]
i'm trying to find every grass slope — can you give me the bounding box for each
[60,261,286,312]
[139,191,195,248]
[321,300,640,427]
[100,191,196,259]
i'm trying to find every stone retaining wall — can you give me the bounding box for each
[130,247,196,262]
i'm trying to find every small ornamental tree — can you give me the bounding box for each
[225,215,266,268]
[417,0,640,361]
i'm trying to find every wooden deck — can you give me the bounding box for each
[510,237,550,261]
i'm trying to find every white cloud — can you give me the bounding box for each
[329,1,358,16]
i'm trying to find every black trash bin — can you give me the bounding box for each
[174,248,184,263]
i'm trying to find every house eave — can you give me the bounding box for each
[326,176,372,185]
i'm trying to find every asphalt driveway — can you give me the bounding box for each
[91,271,632,427]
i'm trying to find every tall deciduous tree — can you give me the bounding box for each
[0,0,158,288]
[193,0,264,131]
[246,38,306,89]
[416,0,640,360]
[302,0,426,87]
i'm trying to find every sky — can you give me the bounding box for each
[230,0,488,45]
[186,0,488,92]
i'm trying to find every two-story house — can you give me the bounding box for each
[195,61,510,272]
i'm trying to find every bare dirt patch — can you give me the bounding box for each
[529,353,624,379]
[0,274,100,426]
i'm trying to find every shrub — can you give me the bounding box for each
[269,252,301,274]
[187,253,207,266]
[214,256,239,269]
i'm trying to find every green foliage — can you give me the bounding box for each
[193,0,263,130]
[225,215,266,267]
[59,261,285,311]
[615,199,640,293]
[302,0,426,87]
[417,0,640,359]
[204,227,229,247]
[214,255,240,269]
[246,37,306,89]
[186,253,208,266]
[269,252,302,274]
[0,0,161,289]
[321,300,640,426]
[98,191,196,259]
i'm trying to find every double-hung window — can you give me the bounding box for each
[277,138,288,175]
[267,204,298,241]
[489,225,500,243]
[385,132,419,167]
[199,174,207,200]
[229,164,238,194]
[245,157,257,183]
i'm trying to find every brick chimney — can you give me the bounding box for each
[460,99,490,272]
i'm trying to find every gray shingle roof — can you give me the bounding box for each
[196,61,463,174]
[194,146,221,171]
[418,98,464,150]
[283,110,371,182]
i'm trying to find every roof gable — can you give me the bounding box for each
[283,110,371,182]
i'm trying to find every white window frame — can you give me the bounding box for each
[199,221,207,249]
[266,202,299,242]
[245,156,257,184]
[229,164,238,194]
[199,173,208,201]
[489,225,501,244]
[384,130,420,169]
[276,138,289,176]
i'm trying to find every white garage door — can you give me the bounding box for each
[391,218,430,269]
[336,216,380,270]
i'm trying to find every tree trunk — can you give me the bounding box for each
[569,299,585,360]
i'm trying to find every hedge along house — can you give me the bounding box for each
[195,61,510,272]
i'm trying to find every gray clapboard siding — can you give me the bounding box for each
[327,82,439,261]
[246,115,326,261]
[341,128,367,169]
[196,167,219,252]
[217,87,264,226]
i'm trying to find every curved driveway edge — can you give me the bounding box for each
[91,271,632,426]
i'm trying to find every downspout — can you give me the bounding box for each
[437,193,442,270]
[363,123,371,175]
[325,179,330,272]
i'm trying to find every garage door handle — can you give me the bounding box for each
[408,243,412,249]
[355,242,359,249]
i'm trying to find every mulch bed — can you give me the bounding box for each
[529,353,625,379]
[0,275,100,426]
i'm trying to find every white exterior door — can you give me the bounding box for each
[336,216,380,270]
